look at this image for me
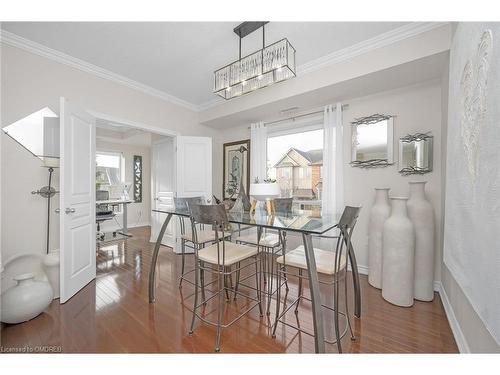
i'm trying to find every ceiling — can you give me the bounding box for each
[1,22,409,108]
[202,51,449,129]
[96,119,152,147]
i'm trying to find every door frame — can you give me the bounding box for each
[88,111,179,138]
[89,110,179,232]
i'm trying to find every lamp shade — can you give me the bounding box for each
[249,183,281,201]
[43,157,60,168]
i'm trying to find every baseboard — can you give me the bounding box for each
[434,281,470,353]
[348,263,369,275]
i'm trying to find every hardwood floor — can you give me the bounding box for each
[0,226,458,353]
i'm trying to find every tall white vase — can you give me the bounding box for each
[407,181,435,301]
[368,188,391,289]
[382,197,415,307]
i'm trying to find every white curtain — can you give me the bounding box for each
[321,103,344,217]
[250,122,267,183]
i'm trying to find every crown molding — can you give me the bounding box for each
[298,22,450,75]
[197,22,450,111]
[1,23,450,114]
[197,97,225,111]
[0,29,199,112]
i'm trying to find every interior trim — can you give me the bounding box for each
[298,22,450,75]
[0,30,199,112]
[1,23,449,113]
[434,281,470,353]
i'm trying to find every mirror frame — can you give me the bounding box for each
[350,114,394,168]
[398,132,434,175]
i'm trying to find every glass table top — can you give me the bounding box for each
[152,207,339,235]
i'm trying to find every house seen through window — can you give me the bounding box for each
[267,128,323,210]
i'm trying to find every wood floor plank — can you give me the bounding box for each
[0,226,458,353]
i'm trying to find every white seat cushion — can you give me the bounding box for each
[198,242,258,266]
[236,233,280,248]
[276,245,347,275]
[181,229,230,244]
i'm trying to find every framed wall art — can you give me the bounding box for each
[223,139,250,200]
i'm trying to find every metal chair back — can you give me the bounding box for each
[334,206,361,275]
[189,203,229,266]
[189,203,228,227]
[174,196,205,211]
[96,190,112,215]
[337,205,361,231]
[174,196,205,235]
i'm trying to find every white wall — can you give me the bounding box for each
[1,132,60,261]
[0,43,217,264]
[440,22,500,353]
[96,139,152,232]
[214,80,445,282]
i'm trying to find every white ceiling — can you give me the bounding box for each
[96,119,152,147]
[1,22,409,108]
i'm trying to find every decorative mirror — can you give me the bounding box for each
[133,155,143,202]
[351,114,394,168]
[398,133,433,175]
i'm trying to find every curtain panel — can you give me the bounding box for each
[250,122,267,183]
[321,103,344,217]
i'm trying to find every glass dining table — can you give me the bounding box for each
[148,207,361,353]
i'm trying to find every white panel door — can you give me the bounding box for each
[150,137,176,248]
[176,136,212,200]
[59,98,96,303]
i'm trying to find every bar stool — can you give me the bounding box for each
[188,203,263,352]
[272,206,361,353]
[234,198,293,314]
[174,197,230,287]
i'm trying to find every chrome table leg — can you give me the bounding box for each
[148,213,173,303]
[302,232,325,353]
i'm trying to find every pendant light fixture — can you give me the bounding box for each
[214,22,296,100]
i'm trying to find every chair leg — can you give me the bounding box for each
[266,250,274,316]
[179,239,186,288]
[344,268,355,340]
[279,233,290,292]
[215,266,224,352]
[233,261,241,301]
[255,257,263,317]
[224,268,231,302]
[189,259,199,335]
[271,266,282,338]
[334,272,342,353]
[262,250,267,285]
[294,269,303,314]
[200,261,206,305]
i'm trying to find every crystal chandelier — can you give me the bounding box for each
[214,22,296,100]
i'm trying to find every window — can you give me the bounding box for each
[96,151,124,189]
[298,167,304,179]
[267,128,323,210]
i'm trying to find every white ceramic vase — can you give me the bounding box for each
[1,273,53,324]
[368,188,391,289]
[382,197,415,307]
[43,250,60,299]
[407,181,435,301]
